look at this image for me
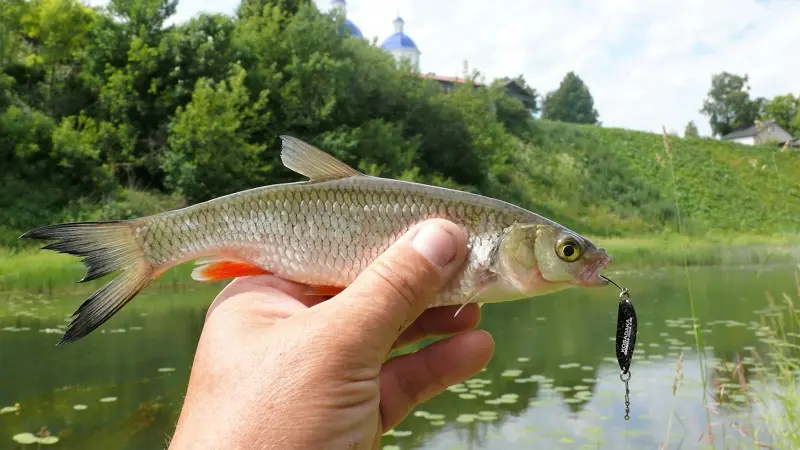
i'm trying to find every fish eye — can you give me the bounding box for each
[556,237,582,262]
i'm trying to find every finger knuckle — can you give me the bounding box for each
[369,257,428,312]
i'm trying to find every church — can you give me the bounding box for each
[329,0,537,113]
[330,0,420,72]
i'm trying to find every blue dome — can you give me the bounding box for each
[381,33,418,50]
[344,19,363,38]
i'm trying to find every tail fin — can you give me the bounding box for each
[20,221,154,345]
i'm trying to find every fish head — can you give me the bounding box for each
[495,223,612,296]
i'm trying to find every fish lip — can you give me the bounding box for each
[575,252,613,287]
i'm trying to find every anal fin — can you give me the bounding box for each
[305,284,346,297]
[192,259,272,282]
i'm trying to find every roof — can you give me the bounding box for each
[343,19,363,38]
[721,123,763,140]
[420,73,483,87]
[381,32,419,50]
[721,120,794,143]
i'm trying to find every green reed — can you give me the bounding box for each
[659,128,714,447]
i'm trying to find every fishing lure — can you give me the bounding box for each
[601,275,637,421]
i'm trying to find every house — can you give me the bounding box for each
[420,73,484,93]
[494,77,539,112]
[720,121,795,146]
[420,73,538,113]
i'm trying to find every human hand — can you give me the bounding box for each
[168,219,495,450]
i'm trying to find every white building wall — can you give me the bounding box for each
[389,48,420,71]
[731,136,755,145]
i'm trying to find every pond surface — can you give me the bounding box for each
[1,263,799,449]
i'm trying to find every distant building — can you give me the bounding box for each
[720,121,795,146]
[380,16,420,72]
[331,0,364,38]
[334,5,537,112]
[495,77,539,112]
[420,73,538,113]
[421,74,483,93]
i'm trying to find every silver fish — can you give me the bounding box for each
[21,136,612,344]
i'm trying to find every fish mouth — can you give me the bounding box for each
[572,250,613,287]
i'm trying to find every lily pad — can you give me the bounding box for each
[99,396,118,403]
[12,433,37,445]
[158,367,176,373]
[430,420,445,426]
[516,357,530,362]
[458,393,477,400]
[73,404,88,410]
[501,369,523,377]
[456,414,477,423]
[38,436,59,445]
[0,405,19,414]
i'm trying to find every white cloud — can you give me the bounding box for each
[85,0,800,137]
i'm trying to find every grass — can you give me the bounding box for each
[748,267,800,448]
[511,120,800,237]
[597,233,799,269]
[0,247,194,293]
[0,234,796,292]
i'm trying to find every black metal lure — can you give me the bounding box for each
[601,276,637,421]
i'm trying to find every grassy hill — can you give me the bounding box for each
[492,120,800,237]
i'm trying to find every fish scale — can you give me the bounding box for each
[21,135,611,345]
[136,177,519,306]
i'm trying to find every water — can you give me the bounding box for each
[1,263,798,449]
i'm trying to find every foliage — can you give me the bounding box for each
[541,71,599,125]
[761,93,800,136]
[501,120,800,236]
[684,120,699,138]
[700,72,765,137]
[2,0,798,245]
[163,64,270,201]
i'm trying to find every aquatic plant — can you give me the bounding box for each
[748,267,800,448]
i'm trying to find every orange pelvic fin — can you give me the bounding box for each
[305,284,346,297]
[191,258,272,282]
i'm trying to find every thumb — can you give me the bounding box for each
[318,219,468,352]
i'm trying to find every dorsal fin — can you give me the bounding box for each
[279,135,363,182]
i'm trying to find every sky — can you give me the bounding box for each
[87,0,800,137]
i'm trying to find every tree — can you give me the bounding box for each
[761,93,799,136]
[541,71,599,125]
[162,64,270,202]
[700,72,764,137]
[684,120,699,138]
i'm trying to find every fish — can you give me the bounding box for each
[21,136,612,345]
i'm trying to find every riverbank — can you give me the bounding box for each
[2,233,797,292]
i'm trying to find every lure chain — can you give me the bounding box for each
[602,275,638,421]
[621,371,631,420]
